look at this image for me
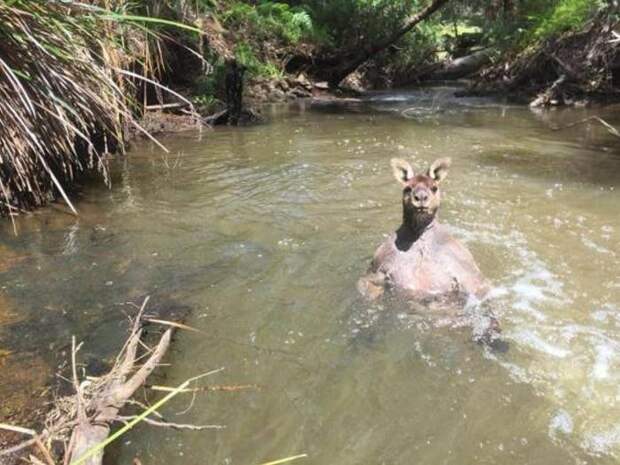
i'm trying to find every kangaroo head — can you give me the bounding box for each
[390,157,451,230]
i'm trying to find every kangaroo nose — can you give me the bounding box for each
[414,190,428,203]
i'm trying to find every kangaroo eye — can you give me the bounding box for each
[431,186,438,193]
[403,187,412,194]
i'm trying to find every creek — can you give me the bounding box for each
[1,87,619,464]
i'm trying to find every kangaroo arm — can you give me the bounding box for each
[357,270,387,301]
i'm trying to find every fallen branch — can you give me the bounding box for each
[258,454,308,465]
[550,115,620,138]
[321,0,451,86]
[0,424,37,436]
[0,297,220,465]
[68,371,216,465]
[530,74,567,107]
[34,438,55,465]
[0,438,38,458]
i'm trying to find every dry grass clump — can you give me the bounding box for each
[0,1,192,220]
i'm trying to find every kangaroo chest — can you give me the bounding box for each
[388,248,455,293]
[378,231,463,297]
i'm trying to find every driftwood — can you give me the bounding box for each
[426,49,493,80]
[529,74,567,107]
[0,297,219,465]
[66,298,171,465]
[399,49,494,85]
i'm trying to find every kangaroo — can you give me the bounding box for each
[358,158,499,341]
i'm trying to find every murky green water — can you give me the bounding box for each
[2,87,620,464]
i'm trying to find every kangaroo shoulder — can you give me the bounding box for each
[369,233,397,271]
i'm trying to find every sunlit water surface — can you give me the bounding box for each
[1,87,620,464]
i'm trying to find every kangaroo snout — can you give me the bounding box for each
[413,188,429,206]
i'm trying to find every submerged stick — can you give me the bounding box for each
[257,454,308,465]
[116,416,224,430]
[34,437,55,465]
[551,115,620,138]
[148,383,258,393]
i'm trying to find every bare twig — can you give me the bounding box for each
[71,337,86,425]
[144,318,203,333]
[144,102,189,111]
[34,437,56,465]
[0,439,37,457]
[115,416,224,431]
[0,424,37,436]
[148,384,259,393]
[550,115,620,138]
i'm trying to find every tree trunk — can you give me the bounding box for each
[321,0,451,87]
[426,49,493,80]
[225,59,245,126]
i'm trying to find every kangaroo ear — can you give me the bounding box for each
[428,158,451,183]
[390,158,414,186]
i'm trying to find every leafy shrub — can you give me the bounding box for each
[303,0,413,51]
[461,0,607,49]
[193,59,227,97]
[222,1,313,45]
[533,0,605,39]
[234,41,263,74]
[234,41,284,78]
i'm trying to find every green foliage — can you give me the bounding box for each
[222,1,313,44]
[298,0,449,82]
[459,0,606,50]
[193,59,227,96]
[533,0,605,39]
[192,93,221,113]
[257,2,313,43]
[216,1,314,80]
[234,41,262,72]
[376,19,443,72]
[303,0,414,50]
[259,62,285,79]
[234,41,283,78]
